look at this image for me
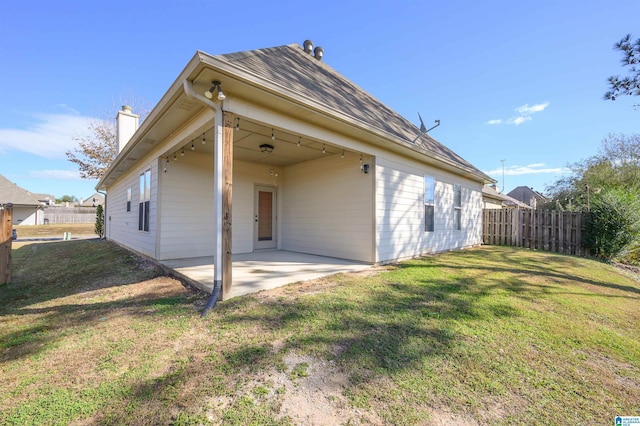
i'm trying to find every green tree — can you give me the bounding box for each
[95,204,105,238]
[56,195,78,204]
[547,134,640,263]
[604,34,640,101]
[546,133,640,211]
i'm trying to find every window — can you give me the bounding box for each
[453,184,462,230]
[424,176,435,232]
[138,169,150,232]
[126,188,132,212]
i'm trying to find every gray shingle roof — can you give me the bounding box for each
[214,44,489,180]
[0,174,41,206]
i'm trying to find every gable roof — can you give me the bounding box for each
[507,186,548,205]
[98,42,493,190]
[482,185,531,209]
[0,174,41,206]
[213,44,489,180]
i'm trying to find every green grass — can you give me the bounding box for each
[1,242,638,424]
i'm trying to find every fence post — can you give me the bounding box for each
[1,204,13,284]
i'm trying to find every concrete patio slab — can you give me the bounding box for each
[160,250,372,299]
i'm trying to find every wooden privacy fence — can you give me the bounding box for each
[1,204,12,284]
[44,207,97,224]
[483,209,588,256]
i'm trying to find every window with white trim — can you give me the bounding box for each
[453,184,462,230]
[138,170,150,232]
[424,176,435,232]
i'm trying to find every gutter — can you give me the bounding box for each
[183,79,223,317]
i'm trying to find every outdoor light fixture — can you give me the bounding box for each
[260,144,274,153]
[204,80,226,100]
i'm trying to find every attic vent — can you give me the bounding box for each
[302,39,324,61]
[303,39,313,53]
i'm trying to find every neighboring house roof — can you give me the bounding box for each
[507,186,548,207]
[482,185,531,209]
[0,174,41,206]
[79,193,105,207]
[98,42,494,190]
[33,193,56,205]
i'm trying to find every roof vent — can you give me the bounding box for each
[313,46,324,61]
[303,39,313,54]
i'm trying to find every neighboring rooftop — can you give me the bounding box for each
[482,185,531,209]
[0,174,41,206]
[507,186,548,207]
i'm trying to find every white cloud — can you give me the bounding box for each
[509,116,532,126]
[484,163,569,176]
[487,101,550,126]
[0,113,97,159]
[29,169,83,180]
[516,102,550,115]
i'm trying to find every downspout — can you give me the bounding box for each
[183,80,223,316]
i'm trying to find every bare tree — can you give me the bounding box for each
[66,119,117,180]
[66,93,151,180]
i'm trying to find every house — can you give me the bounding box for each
[79,193,105,207]
[97,41,494,300]
[33,193,56,206]
[0,174,44,225]
[507,186,548,209]
[482,185,531,209]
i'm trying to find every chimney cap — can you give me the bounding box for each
[122,105,133,112]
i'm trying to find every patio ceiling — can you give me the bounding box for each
[169,116,346,168]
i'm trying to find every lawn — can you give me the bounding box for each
[1,240,638,425]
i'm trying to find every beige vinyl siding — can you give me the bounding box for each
[156,153,214,260]
[282,152,374,262]
[106,160,158,259]
[375,156,483,263]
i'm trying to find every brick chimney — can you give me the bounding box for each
[116,105,139,153]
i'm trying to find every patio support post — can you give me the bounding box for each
[183,80,224,316]
[221,112,234,300]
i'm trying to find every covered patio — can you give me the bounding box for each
[160,250,372,300]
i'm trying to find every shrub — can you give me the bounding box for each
[585,189,640,261]
[95,205,104,238]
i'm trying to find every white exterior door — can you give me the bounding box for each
[254,185,277,250]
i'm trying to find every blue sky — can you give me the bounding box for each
[1,0,638,200]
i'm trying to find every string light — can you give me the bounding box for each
[297,137,301,147]
[202,132,206,144]
[271,129,275,140]
[341,150,345,159]
[181,149,185,156]
[360,154,364,171]
[235,118,240,131]
[191,141,195,151]
[174,154,177,161]
[322,145,326,154]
